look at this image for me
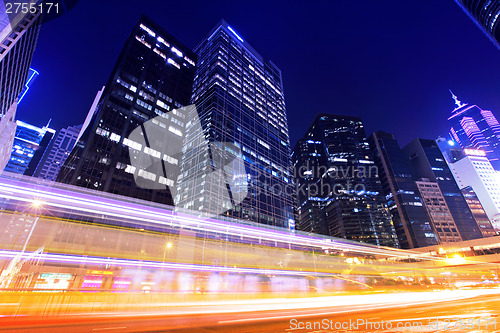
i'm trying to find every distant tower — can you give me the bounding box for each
[33,124,82,181]
[368,131,438,248]
[292,114,399,248]
[437,138,500,230]
[403,138,483,240]
[5,120,55,175]
[447,92,500,170]
[455,0,500,49]
[415,179,463,243]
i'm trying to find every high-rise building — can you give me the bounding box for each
[461,186,497,236]
[368,132,437,248]
[415,179,463,243]
[403,138,483,240]
[292,114,399,247]
[58,16,196,205]
[0,3,42,172]
[4,120,55,175]
[455,0,500,49]
[76,87,105,144]
[33,124,82,181]
[437,139,500,229]
[176,20,294,228]
[292,138,330,235]
[447,92,500,170]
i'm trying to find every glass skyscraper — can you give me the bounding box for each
[176,20,294,228]
[0,6,42,172]
[368,132,437,248]
[292,138,330,236]
[403,138,484,241]
[58,16,196,205]
[292,114,399,247]
[455,0,500,49]
[5,120,55,175]
[447,92,500,170]
[33,124,82,181]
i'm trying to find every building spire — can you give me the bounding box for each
[449,89,466,109]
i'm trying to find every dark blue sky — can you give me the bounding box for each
[18,0,500,147]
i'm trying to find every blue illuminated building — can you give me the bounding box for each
[58,16,196,204]
[5,120,55,175]
[455,0,500,49]
[403,138,483,241]
[368,132,438,248]
[177,20,295,229]
[292,114,399,247]
[447,92,500,171]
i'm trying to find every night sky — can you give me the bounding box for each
[18,0,500,148]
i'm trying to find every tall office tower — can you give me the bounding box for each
[58,16,196,205]
[176,20,294,228]
[438,141,500,229]
[439,138,498,234]
[4,120,55,175]
[461,186,497,236]
[292,138,331,235]
[292,114,399,247]
[436,136,465,164]
[76,87,105,144]
[0,4,42,172]
[415,179,463,243]
[32,124,81,181]
[447,92,500,170]
[403,138,483,240]
[455,0,500,49]
[368,132,437,248]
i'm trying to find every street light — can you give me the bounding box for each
[32,199,43,208]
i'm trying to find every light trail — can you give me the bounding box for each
[0,249,337,277]
[0,176,440,260]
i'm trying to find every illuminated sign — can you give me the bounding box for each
[464,148,486,157]
[35,273,72,290]
[87,270,114,275]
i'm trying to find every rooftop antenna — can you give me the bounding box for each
[449,89,466,109]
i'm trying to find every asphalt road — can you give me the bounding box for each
[1,289,499,332]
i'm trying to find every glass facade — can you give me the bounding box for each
[176,20,294,228]
[33,124,81,181]
[57,16,196,205]
[0,9,42,172]
[437,138,500,229]
[403,138,484,240]
[415,179,463,243]
[368,132,437,248]
[461,186,497,237]
[456,0,500,49]
[292,138,330,235]
[4,120,55,175]
[292,114,399,248]
[447,94,500,171]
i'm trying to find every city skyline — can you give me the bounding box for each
[3,2,500,328]
[16,0,500,149]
